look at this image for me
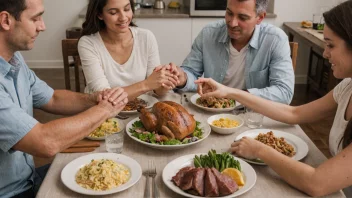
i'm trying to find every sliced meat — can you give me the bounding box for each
[211,168,238,196]
[180,169,197,190]
[187,189,199,196]
[192,168,205,196]
[172,167,194,187]
[205,168,219,197]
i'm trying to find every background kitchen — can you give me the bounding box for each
[30,0,346,166]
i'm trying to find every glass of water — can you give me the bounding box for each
[245,108,264,129]
[105,130,124,153]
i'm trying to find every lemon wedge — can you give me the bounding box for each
[221,168,245,186]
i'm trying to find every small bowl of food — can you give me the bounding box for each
[207,114,244,135]
[86,118,124,140]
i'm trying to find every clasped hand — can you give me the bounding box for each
[91,87,129,117]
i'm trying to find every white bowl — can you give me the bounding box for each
[207,114,244,135]
[86,118,125,140]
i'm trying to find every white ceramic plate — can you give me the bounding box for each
[234,129,309,165]
[190,94,239,113]
[86,118,124,141]
[162,153,257,198]
[126,117,211,150]
[207,114,244,135]
[120,94,159,115]
[61,153,142,195]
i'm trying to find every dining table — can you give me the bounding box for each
[36,92,345,198]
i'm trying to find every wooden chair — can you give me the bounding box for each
[62,39,81,92]
[290,42,299,72]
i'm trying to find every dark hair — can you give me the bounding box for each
[338,120,352,149]
[323,0,352,50]
[0,0,27,21]
[326,1,352,150]
[237,0,268,14]
[81,0,136,37]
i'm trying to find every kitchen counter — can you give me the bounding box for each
[78,7,277,19]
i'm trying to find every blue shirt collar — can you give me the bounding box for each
[0,53,21,77]
[218,24,261,49]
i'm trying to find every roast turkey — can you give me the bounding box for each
[139,101,196,140]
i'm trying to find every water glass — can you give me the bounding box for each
[105,130,124,153]
[312,14,322,30]
[245,108,264,129]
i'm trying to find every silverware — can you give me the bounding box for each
[115,114,129,120]
[149,160,159,198]
[143,168,150,198]
[233,104,246,115]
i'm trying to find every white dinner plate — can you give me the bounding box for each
[126,117,211,150]
[190,94,240,113]
[61,153,142,195]
[234,129,309,165]
[120,94,159,115]
[162,153,257,198]
[85,118,124,141]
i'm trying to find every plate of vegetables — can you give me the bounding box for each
[126,117,211,150]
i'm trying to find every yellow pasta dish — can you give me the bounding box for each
[212,118,239,128]
[75,159,130,191]
[88,119,120,138]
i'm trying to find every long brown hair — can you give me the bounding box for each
[81,0,136,37]
[323,0,352,50]
[324,1,352,149]
[339,120,352,149]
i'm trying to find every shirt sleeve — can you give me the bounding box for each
[27,70,54,108]
[247,35,295,104]
[78,36,111,93]
[146,30,161,77]
[0,89,38,152]
[17,52,54,108]
[333,78,352,103]
[177,28,206,92]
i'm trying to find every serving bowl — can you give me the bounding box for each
[86,118,125,141]
[207,114,244,135]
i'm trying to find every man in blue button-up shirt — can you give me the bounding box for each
[160,0,294,104]
[0,1,128,198]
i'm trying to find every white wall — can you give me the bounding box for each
[22,0,345,69]
[265,0,343,26]
[21,0,88,68]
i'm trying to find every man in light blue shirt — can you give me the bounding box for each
[0,1,128,197]
[160,0,294,104]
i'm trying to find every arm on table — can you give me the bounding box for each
[232,137,352,196]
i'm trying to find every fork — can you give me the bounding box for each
[143,168,150,198]
[149,160,160,198]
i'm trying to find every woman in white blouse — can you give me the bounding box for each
[78,0,178,99]
[195,1,352,197]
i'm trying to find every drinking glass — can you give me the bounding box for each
[105,130,124,153]
[312,14,322,30]
[245,108,264,129]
